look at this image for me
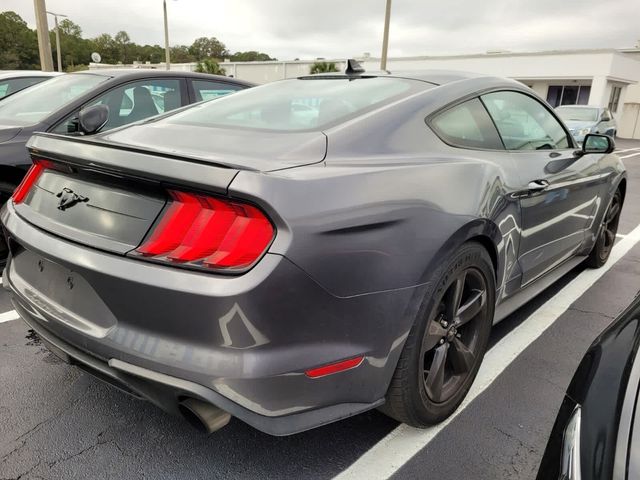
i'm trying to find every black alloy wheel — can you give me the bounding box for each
[420,267,489,404]
[382,242,495,427]
[587,190,622,268]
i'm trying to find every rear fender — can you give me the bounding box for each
[398,219,505,341]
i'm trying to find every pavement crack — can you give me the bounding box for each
[494,426,537,452]
[568,306,616,319]
[47,429,111,470]
[0,459,43,480]
[10,383,93,447]
[0,441,26,464]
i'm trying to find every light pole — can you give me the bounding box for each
[33,0,54,71]
[163,0,171,70]
[47,11,68,72]
[380,0,392,71]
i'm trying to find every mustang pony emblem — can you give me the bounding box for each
[56,188,89,211]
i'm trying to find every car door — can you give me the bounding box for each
[481,90,608,285]
[51,77,187,134]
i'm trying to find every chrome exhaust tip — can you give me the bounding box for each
[178,397,231,434]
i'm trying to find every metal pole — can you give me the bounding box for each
[33,0,54,71]
[54,15,62,72]
[163,0,171,70]
[380,0,392,71]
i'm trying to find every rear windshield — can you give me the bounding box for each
[0,73,108,126]
[555,107,598,122]
[163,77,428,131]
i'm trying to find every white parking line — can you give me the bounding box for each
[335,222,640,480]
[0,310,19,324]
[0,277,19,324]
[616,147,640,153]
[620,152,640,159]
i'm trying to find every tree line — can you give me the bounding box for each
[0,11,276,72]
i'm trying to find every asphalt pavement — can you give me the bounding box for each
[1,139,640,480]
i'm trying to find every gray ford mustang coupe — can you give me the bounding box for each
[0,64,625,435]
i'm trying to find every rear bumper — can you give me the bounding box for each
[12,302,383,436]
[1,201,419,435]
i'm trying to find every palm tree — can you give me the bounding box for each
[309,61,338,74]
[195,58,226,76]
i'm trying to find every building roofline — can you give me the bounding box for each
[361,48,637,62]
[204,47,640,66]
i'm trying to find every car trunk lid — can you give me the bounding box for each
[17,133,251,255]
[98,122,327,172]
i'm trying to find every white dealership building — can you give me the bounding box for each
[91,46,640,139]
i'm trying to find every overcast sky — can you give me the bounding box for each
[3,0,639,60]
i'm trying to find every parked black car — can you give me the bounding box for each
[0,69,252,263]
[0,70,61,100]
[537,294,640,480]
[0,65,625,435]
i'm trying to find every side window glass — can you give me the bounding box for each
[430,98,503,150]
[191,80,243,102]
[481,91,570,151]
[0,78,44,98]
[53,78,183,134]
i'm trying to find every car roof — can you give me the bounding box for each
[73,69,254,86]
[0,70,63,80]
[299,69,511,87]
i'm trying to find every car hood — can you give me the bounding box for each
[97,122,327,172]
[562,120,595,131]
[0,125,23,143]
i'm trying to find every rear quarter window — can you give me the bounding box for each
[430,98,504,150]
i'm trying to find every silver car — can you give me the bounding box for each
[555,105,617,143]
[1,68,626,436]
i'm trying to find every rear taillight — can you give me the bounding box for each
[133,190,274,272]
[11,160,52,204]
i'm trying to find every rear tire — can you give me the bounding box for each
[586,189,622,269]
[380,241,495,427]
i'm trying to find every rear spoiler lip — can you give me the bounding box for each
[26,133,239,195]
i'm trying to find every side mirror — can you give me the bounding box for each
[600,115,611,122]
[78,104,109,135]
[66,116,80,134]
[582,134,615,154]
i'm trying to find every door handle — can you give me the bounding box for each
[527,179,550,192]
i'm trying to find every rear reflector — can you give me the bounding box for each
[11,160,52,204]
[305,356,364,378]
[134,190,274,272]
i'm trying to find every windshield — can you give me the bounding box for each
[555,107,598,122]
[163,77,428,131]
[0,73,108,126]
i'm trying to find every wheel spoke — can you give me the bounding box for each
[455,289,485,326]
[449,337,475,375]
[606,202,620,224]
[424,344,448,402]
[422,320,448,351]
[446,273,465,321]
